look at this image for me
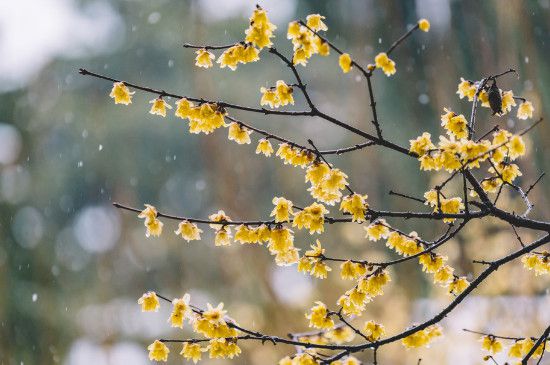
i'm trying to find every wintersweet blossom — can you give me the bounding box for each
[109,82,134,104]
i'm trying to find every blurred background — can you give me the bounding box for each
[1,0,550,364]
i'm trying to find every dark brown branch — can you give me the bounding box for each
[78,68,312,117]
[525,172,545,196]
[386,24,419,55]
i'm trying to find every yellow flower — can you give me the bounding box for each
[138,205,164,237]
[243,45,260,63]
[292,202,329,234]
[337,293,365,316]
[297,256,313,274]
[448,276,469,295]
[148,340,169,362]
[433,265,454,284]
[363,320,385,341]
[255,138,274,156]
[175,98,195,120]
[441,108,468,139]
[306,14,328,31]
[460,140,491,168]
[234,225,257,244]
[306,301,334,329]
[202,302,227,325]
[419,253,446,273]
[339,53,352,73]
[508,338,543,359]
[340,260,366,280]
[268,227,294,253]
[358,270,391,297]
[275,80,295,106]
[271,197,294,223]
[187,103,226,135]
[245,8,276,49]
[274,247,300,266]
[287,21,301,39]
[522,253,549,275]
[508,135,526,160]
[109,82,134,105]
[180,343,205,364]
[339,193,368,222]
[290,354,317,365]
[508,341,523,358]
[138,291,160,312]
[311,261,331,279]
[418,18,430,32]
[424,191,464,223]
[138,204,157,223]
[409,132,435,156]
[208,338,242,359]
[374,52,396,76]
[149,98,172,117]
[325,327,355,344]
[175,220,202,242]
[194,309,237,339]
[322,169,349,194]
[479,89,490,107]
[498,163,522,184]
[293,47,309,66]
[386,231,405,251]
[364,219,390,242]
[517,101,534,120]
[481,336,503,354]
[145,218,163,237]
[260,87,279,108]
[169,293,191,328]
[501,90,516,114]
[401,325,442,348]
[208,210,231,230]
[306,162,330,186]
[214,227,232,246]
[195,48,215,68]
[227,122,252,144]
[457,78,477,101]
[217,44,243,70]
[318,40,330,56]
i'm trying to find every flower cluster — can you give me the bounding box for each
[339,193,369,222]
[276,143,316,168]
[306,301,335,329]
[337,269,391,316]
[287,15,330,66]
[293,202,329,234]
[363,320,386,342]
[423,190,465,223]
[141,292,243,363]
[480,335,548,362]
[457,78,534,119]
[138,204,164,237]
[410,77,531,185]
[193,7,276,71]
[374,52,396,76]
[299,240,332,279]
[260,80,295,108]
[306,162,349,205]
[93,4,548,364]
